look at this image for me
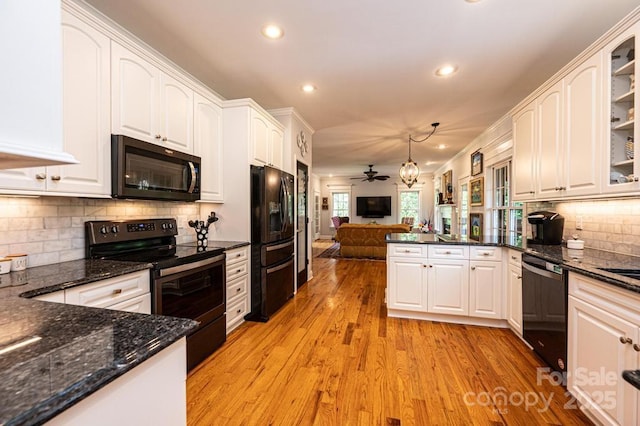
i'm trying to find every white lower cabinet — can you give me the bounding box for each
[506,249,523,335]
[568,272,640,426]
[428,259,469,316]
[226,246,250,334]
[387,256,428,312]
[386,244,506,326]
[33,270,151,314]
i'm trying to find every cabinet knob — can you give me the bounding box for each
[35,173,46,180]
[516,275,522,279]
[112,289,123,295]
[236,253,242,257]
[422,264,427,268]
[236,288,242,292]
[555,187,560,191]
[237,269,242,273]
[635,177,639,182]
[429,265,433,268]
[162,137,167,141]
[559,186,566,191]
[237,309,242,314]
[471,266,476,270]
[445,251,451,254]
[511,256,517,260]
[482,252,490,256]
[50,175,61,181]
[529,191,535,194]
[619,336,633,345]
[634,344,640,352]
[404,249,411,253]
[155,134,162,139]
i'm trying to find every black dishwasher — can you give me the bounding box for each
[522,253,568,372]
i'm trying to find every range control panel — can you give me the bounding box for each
[86,218,178,244]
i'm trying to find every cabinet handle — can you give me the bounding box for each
[635,177,639,182]
[237,269,242,273]
[429,265,433,268]
[162,137,167,141]
[634,344,640,352]
[445,251,451,254]
[236,253,242,257]
[112,289,123,295]
[559,186,566,191]
[422,264,427,268]
[50,175,61,181]
[404,249,411,253]
[236,288,242,292]
[482,252,490,256]
[511,256,517,260]
[516,275,522,279]
[35,173,46,180]
[237,309,242,314]
[529,191,535,194]
[619,336,633,345]
[155,134,162,139]
[471,266,476,270]
[554,187,560,191]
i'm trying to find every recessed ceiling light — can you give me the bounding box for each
[261,24,284,39]
[302,84,316,93]
[437,144,447,150]
[435,64,458,77]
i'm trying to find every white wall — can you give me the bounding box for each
[319,176,434,237]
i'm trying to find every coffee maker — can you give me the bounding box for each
[527,211,564,245]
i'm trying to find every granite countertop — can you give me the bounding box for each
[0,258,199,426]
[177,240,250,252]
[386,232,640,294]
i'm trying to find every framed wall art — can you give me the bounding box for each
[469,213,483,241]
[322,197,329,210]
[471,150,483,176]
[470,177,484,206]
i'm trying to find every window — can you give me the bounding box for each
[332,192,349,217]
[459,180,469,236]
[399,191,420,225]
[491,161,523,244]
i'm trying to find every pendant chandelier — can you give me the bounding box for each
[399,122,439,188]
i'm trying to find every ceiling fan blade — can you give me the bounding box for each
[375,176,390,180]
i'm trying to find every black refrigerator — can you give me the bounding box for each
[245,165,295,322]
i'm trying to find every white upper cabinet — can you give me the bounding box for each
[269,126,285,170]
[250,109,284,169]
[112,42,194,153]
[512,103,536,200]
[194,92,223,202]
[536,81,564,198]
[603,22,640,194]
[0,8,110,196]
[564,52,602,197]
[0,0,78,169]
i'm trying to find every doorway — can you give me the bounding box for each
[296,161,309,288]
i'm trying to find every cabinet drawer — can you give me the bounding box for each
[226,274,248,304]
[428,245,469,259]
[508,249,522,267]
[226,260,248,282]
[226,246,249,266]
[65,270,150,309]
[226,297,248,330]
[107,293,151,314]
[470,246,503,261]
[388,244,427,257]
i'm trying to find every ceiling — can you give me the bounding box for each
[84,0,639,178]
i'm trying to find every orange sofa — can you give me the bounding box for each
[335,223,411,259]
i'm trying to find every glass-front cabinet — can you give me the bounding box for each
[605,23,640,193]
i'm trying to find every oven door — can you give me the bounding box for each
[153,255,225,325]
[112,134,201,201]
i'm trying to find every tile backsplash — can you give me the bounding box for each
[527,198,640,256]
[0,196,203,268]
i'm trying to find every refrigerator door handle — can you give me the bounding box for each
[280,177,288,233]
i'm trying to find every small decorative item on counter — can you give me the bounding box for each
[566,235,584,250]
[188,212,219,251]
[628,107,635,122]
[630,74,636,92]
[626,136,635,160]
[0,258,11,274]
[6,254,27,271]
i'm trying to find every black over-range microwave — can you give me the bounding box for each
[111,134,201,202]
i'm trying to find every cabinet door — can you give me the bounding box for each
[387,257,428,312]
[564,52,602,197]
[537,81,564,198]
[269,125,285,170]
[251,111,270,165]
[568,296,638,425]
[107,293,151,314]
[512,103,536,200]
[507,263,523,335]
[194,92,223,202]
[469,261,502,319]
[49,10,110,196]
[159,73,193,152]
[427,259,469,316]
[111,41,159,143]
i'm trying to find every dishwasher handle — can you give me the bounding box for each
[522,261,564,281]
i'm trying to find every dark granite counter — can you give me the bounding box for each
[177,240,250,252]
[622,370,640,391]
[386,232,640,294]
[0,259,198,426]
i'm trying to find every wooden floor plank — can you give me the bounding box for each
[187,241,592,425]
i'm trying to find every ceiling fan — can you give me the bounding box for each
[350,165,390,182]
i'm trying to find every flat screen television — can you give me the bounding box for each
[356,196,392,218]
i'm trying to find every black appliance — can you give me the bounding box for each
[85,218,225,371]
[111,134,201,202]
[527,211,564,245]
[246,165,295,322]
[356,196,392,218]
[522,253,568,372]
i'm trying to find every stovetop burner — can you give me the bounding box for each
[85,218,224,270]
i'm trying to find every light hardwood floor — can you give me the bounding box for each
[187,241,591,425]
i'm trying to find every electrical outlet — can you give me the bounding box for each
[576,215,584,230]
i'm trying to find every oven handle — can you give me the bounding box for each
[522,261,563,281]
[267,258,293,274]
[187,161,197,193]
[159,254,225,277]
